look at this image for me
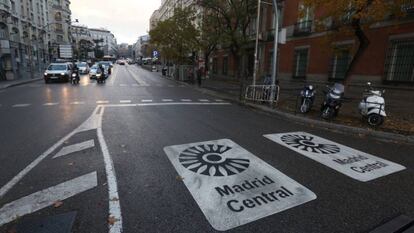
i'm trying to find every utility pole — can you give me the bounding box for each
[270,0,280,103]
[252,0,261,86]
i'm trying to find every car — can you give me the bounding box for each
[98,61,113,74]
[77,62,90,74]
[44,63,73,83]
[89,65,108,79]
[119,60,125,65]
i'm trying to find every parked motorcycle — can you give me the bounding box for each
[71,73,80,84]
[321,83,345,120]
[299,85,316,113]
[358,82,386,126]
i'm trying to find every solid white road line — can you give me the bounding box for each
[162,99,173,102]
[181,99,192,102]
[71,101,85,105]
[97,108,123,233]
[97,100,110,104]
[141,99,153,102]
[43,102,59,106]
[120,100,131,103]
[12,104,31,107]
[0,172,98,227]
[53,139,95,159]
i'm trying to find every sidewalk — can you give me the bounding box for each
[197,77,414,137]
[0,77,42,90]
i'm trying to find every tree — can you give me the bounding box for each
[303,0,408,86]
[150,7,200,65]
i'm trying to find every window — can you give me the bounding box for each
[293,47,309,78]
[0,24,8,40]
[212,57,218,74]
[222,56,228,75]
[329,47,351,80]
[294,3,313,36]
[385,39,414,82]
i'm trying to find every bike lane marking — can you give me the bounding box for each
[264,132,406,182]
[164,139,316,231]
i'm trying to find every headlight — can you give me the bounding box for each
[96,74,101,77]
[44,72,48,76]
[72,73,77,77]
[60,73,65,76]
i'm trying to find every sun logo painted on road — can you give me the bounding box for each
[281,134,340,154]
[178,144,250,177]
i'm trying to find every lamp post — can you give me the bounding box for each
[252,0,261,86]
[270,0,280,104]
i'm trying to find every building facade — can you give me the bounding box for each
[278,0,414,85]
[89,28,117,56]
[0,0,72,80]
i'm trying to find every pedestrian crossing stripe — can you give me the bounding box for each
[264,132,406,182]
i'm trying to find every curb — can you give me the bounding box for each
[0,78,43,90]
[191,85,414,144]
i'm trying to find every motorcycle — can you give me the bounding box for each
[321,83,345,120]
[71,72,80,84]
[96,72,105,84]
[299,85,315,113]
[358,82,386,126]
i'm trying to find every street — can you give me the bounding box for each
[0,65,414,233]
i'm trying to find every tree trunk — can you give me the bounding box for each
[343,21,370,87]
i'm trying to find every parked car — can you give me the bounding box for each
[77,62,90,74]
[44,63,73,83]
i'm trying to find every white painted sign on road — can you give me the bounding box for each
[164,139,316,231]
[264,132,406,182]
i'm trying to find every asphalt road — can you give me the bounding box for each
[0,64,413,233]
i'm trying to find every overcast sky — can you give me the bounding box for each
[71,0,161,45]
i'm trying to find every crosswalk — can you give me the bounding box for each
[26,83,187,88]
[1,99,226,108]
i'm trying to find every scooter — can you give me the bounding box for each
[299,85,315,113]
[71,72,80,84]
[358,82,386,126]
[321,83,345,120]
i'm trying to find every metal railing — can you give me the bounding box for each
[293,20,313,36]
[245,85,280,103]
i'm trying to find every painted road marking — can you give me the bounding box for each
[12,104,31,107]
[120,100,132,103]
[164,139,316,231]
[162,99,173,102]
[199,99,209,102]
[264,132,406,182]
[97,100,110,104]
[120,84,128,87]
[141,99,153,102]
[215,99,224,102]
[0,172,98,227]
[181,99,192,102]
[44,102,59,106]
[71,101,85,105]
[53,139,95,159]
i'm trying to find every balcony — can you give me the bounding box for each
[0,0,11,12]
[293,20,313,37]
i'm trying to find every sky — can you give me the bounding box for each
[71,0,161,45]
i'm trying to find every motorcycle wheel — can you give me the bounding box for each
[300,100,311,113]
[321,107,334,120]
[367,114,384,127]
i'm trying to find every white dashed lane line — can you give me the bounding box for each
[43,102,59,106]
[181,99,192,102]
[162,99,173,102]
[120,100,132,104]
[71,101,85,105]
[199,99,209,102]
[12,104,31,108]
[215,99,224,102]
[141,100,153,103]
[96,100,109,104]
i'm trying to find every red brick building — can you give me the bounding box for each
[210,0,414,85]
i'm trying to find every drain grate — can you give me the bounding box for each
[15,211,77,233]
[370,215,414,233]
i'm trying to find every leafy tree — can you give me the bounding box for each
[150,7,200,65]
[303,0,408,85]
[197,0,257,81]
